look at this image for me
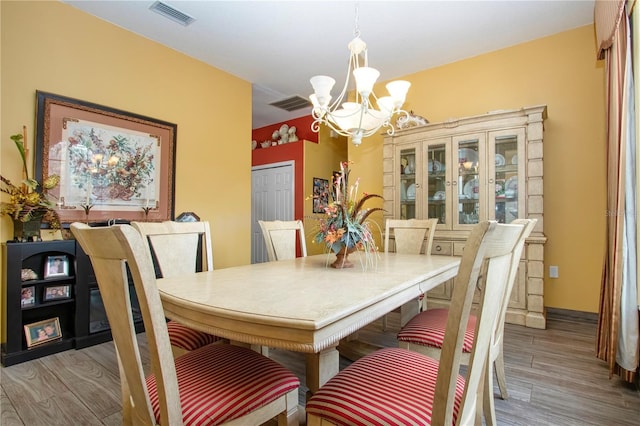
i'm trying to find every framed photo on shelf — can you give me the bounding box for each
[176,211,200,222]
[21,286,35,308]
[44,255,69,279]
[43,284,71,301]
[35,91,177,224]
[24,317,62,348]
[312,177,329,213]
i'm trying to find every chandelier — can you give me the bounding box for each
[309,7,411,146]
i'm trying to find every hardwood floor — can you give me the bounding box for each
[1,309,638,425]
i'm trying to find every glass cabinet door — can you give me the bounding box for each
[489,128,525,223]
[396,144,421,219]
[454,134,486,229]
[424,140,449,227]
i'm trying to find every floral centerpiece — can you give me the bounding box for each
[1,133,60,241]
[314,161,383,268]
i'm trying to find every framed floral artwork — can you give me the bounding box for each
[35,91,177,224]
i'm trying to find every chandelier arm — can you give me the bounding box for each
[360,122,390,139]
[328,54,355,111]
[350,51,362,104]
[313,118,353,138]
[362,45,368,68]
[312,111,399,140]
[355,102,367,134]
[311,119,323,133]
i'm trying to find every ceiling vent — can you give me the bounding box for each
[149,1,196,26]
[269,96,312,112]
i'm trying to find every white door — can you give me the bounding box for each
[251,161,294,263]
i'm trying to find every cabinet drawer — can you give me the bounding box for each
[453,242,465,256]
[432,241,452,255]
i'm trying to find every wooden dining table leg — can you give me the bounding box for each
[305,345,339,396]
[400,298,421,326]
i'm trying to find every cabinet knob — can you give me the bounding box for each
[435,245,442,252]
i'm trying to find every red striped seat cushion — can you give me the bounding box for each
[306,347,465,425]
[167,320,223,351]
[397,308,477,353]
[146,344,300,425]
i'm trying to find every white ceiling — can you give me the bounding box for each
[63,0,595,129]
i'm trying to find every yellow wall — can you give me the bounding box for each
[303,130,348,255]
[1,1,607,314]
[1,1,252,269]
[350,25,606,313]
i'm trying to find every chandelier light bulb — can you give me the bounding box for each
[353,67,380,98]
[386,80,411,108]
[377,96,395,115]
[310,75,336,108]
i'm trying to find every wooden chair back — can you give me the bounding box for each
[434,220,529,424]
[492,218,536,351]
[131,221,213,276]
[382,218,439,329]
[384,218,438,254]
[71,223,181,424]
[258,220,307,261]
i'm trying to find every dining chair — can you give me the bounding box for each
[131,220,222,358]
[71,223,300,426]
[382,218,438,330]
[306,220,528,426]
[397,218,536,425]
[383,218,438,255]
[258,220,307,261]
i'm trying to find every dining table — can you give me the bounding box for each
[157,252,460,393]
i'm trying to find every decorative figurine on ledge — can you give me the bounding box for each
[396,111,429,129]
[270,123,299,145]
[141,206,152,221]
[288,126,299,142]
[81,203,93,225]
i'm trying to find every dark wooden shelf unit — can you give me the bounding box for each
[2,240,76,366]
[2,239,144,366]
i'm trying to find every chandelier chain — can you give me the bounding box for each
[353,2,360,38]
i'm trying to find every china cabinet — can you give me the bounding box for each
[383,105,547,328]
